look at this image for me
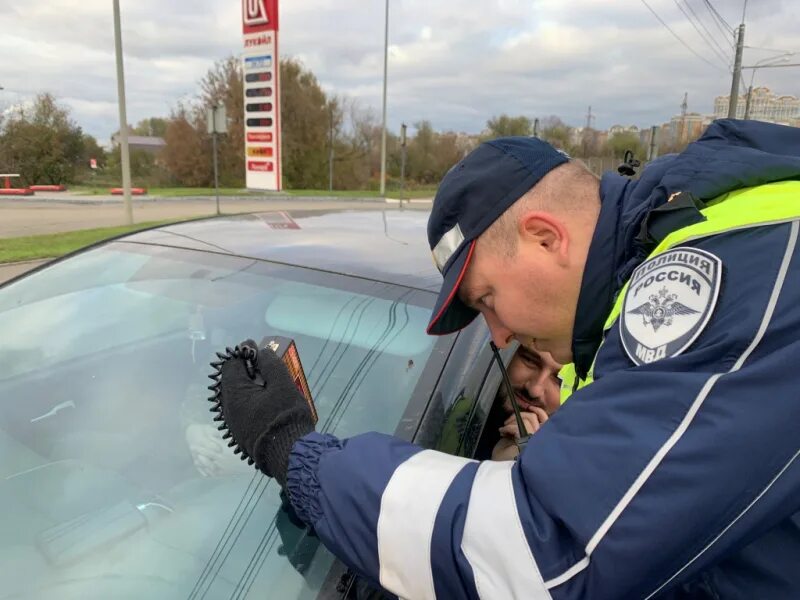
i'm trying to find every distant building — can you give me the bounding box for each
[714,87,800,123]
[667,112,713,145]
[608,124,640,137]
[570,127,608,153]
[110,134,166,154]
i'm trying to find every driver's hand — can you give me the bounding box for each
[491,436,520,461]
[498,407,549,438]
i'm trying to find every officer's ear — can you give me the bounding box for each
[517,211,569,263]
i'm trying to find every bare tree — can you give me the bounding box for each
[162,104,211,187]
[483,114,533,140]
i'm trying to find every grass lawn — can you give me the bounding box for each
[0,220,179,264]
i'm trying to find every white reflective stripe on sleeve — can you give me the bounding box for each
[432,223,464,273]
[377,450,474,600]
[461,461,552,600]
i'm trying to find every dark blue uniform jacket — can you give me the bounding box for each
[287,120,800,599]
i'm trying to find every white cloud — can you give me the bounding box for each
[0,0,797,143]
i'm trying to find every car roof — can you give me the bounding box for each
[125,208,442,292]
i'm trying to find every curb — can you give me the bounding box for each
[0,258,51,268]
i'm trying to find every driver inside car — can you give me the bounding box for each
[491,345,563,461]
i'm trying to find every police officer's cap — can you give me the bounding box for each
[426,136,569,335]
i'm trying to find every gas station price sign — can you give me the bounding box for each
[242,0,281,190]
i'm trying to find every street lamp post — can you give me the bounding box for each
[379,0,389,198]
[329,104,334,192]
[112,0,133,225]
[742,54,799,119]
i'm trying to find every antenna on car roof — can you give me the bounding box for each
[490,342,531,453]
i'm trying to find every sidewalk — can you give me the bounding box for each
[0,259,48,284]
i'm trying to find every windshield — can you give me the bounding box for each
[0,241,441,599]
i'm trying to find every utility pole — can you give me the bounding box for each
[744,85,753,120]
[648,125,658,162]
[379,0,389,197]
[679,92,688,145]
[727,21,747,118]
[533,118,540,137]
[112,0,133,225]
[585,105,594,130]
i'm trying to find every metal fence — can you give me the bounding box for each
[578,157,624,176]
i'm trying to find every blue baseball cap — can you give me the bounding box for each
[426,136,570,335]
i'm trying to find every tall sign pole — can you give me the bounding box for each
[207,104,227,215]
[242,0,281,191]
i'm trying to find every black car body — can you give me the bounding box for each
[0,210,511,599]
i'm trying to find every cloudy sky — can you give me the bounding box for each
[1,0,798,143]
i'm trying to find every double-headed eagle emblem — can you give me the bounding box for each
[628,287,699,331]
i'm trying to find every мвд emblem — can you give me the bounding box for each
[620,247,721,365]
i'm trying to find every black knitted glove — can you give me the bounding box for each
[208,340,315,486]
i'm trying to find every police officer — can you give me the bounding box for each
[213,119,800,599]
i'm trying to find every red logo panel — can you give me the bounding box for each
[242,0,278,33]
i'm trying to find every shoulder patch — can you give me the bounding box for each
[620,247,721,365]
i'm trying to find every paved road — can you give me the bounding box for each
[0,195,432,284]
[0,195,431,238]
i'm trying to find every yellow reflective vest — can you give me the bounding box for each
[559,180,800,404]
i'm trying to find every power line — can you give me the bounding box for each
[684,0,734,53]
[703,0,734,33]
[674,0,731,68]
[640,0,728,72]
[703,6,734,51]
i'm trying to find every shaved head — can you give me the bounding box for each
[482,161,601,256]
